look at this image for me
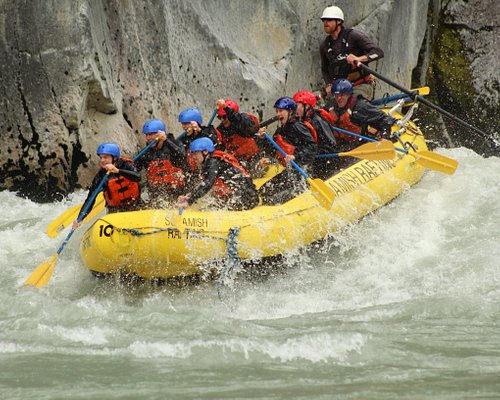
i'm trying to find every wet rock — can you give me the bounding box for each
[0,0,449,200]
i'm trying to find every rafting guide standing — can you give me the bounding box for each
[320,5,384,101]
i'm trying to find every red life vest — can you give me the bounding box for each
[303,120,318,144]
[274,134,295,166]
[103,161,141,208]
[211,150,250,199]
[223,135,260,160]
[221,112,261,160]
[147,159,186,190]
[329,96,361,142]
[318,108,334,125]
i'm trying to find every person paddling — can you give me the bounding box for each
[330,79,396,152]
[177,108,221,152]
[293,90,339,179]
[72,143,141,230]
[135,119,188,206]
[215,98,261,175]
[177,138,259,211]
[257,97,318,205]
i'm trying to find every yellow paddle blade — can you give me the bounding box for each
[46,204,80,238]
[411,86,430,96]
[83,195,106,222]
[24,255,57,288]
[46,193,106,238]
[308,178,335,210]
[409,150,458,175]
[339,139,396,160]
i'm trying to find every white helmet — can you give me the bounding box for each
[321,6,344,21]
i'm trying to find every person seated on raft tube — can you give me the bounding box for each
[72,142,141,230]
[176,137,259,211]
[256,97,318,206]
[293,90,339,180]
[215,98,262,176]
[329,79,396,153]
[135,119,189,206]
[177,107,221,153]
[319,5,384,101]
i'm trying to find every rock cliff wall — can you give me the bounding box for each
[2,0,494,202]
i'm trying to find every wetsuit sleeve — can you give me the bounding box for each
[187,157,221,205]
[201,126,221,147]
[165,133,188,168]
[225,107,258,137]
[349,30,384,62]
[351,99,396,135]
[116,160,141,182]
[77,170,106,221]
[312,113,337,149]
[291,122,318,165]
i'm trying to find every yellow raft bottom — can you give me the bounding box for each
[81,127,427,279]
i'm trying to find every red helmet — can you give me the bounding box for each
[217,99,239,116]
[293,91,317,108]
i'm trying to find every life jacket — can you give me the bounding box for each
[146,159,186,190]
[303,120,318,144]
[103,158,140,207]
[325,28,358,80]
[329,96,361,142]
[318,108,334,125]
[222,112,261,160]
[211,150,251,199]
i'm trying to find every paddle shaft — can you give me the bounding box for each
[358,63,490,137]
[371,91,418,106]
[262,132,309,180]
[77,173,110,223]
[330,125,411,155]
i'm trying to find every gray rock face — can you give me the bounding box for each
[1,0,430,201]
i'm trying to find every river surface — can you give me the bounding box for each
[1,147,499,399]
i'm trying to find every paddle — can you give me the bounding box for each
[316,140,395,160]
[371,87,430,107]
[358,63,491,138]
[25,173,110,288]
[331,126,458,175]
[46,138,159,238]
[262,132,335,209]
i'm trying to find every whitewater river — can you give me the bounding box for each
[1,147,499,399]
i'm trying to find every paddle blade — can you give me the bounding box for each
[46,204,80,238]
[46,193,106,238]
[340,139,396,160]
[308,178,335,210]
[83,196,106,222]
[410,150,458,175]
[24,255,57,288]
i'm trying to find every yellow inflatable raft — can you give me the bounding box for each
[80,117,429,279]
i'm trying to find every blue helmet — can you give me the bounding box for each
[274,97,297,111]
[178,108,203,125]
[143,119,166,134]
[189,137,215,153]
[332,79,353,94]
[96,142,120,158]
